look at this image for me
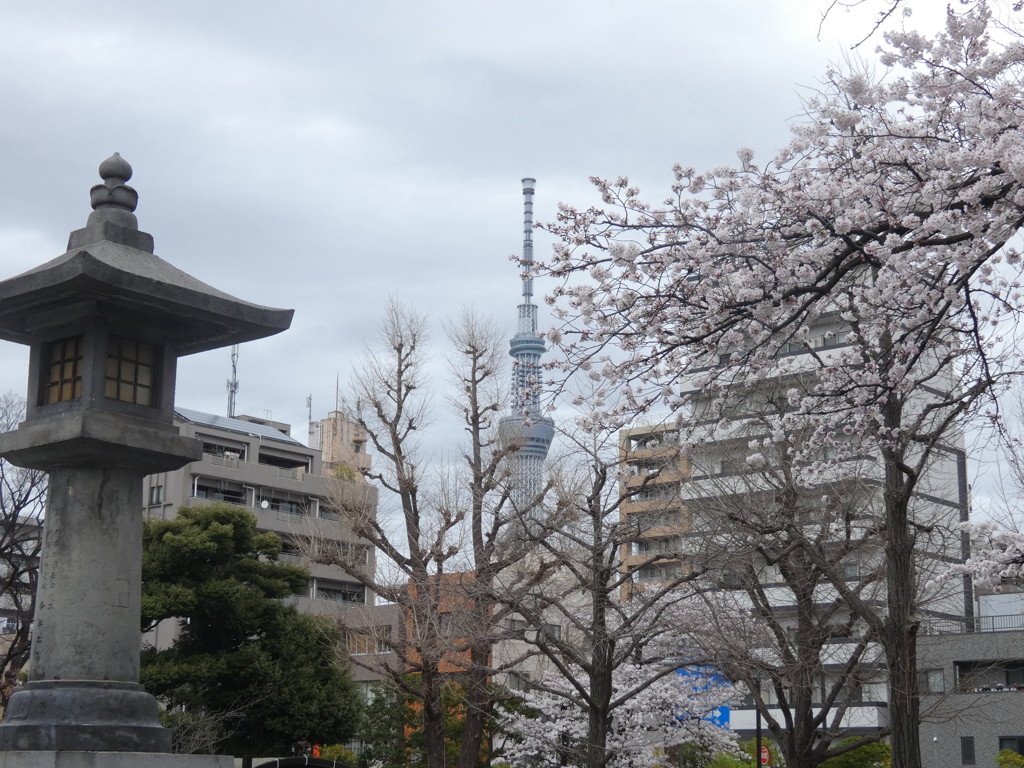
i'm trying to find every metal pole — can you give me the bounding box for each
[756,704,763,766]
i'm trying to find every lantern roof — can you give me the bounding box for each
[0,154,292,355]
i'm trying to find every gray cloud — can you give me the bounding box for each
[0,0,906,446]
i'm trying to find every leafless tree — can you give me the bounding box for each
[671,376,968,768]
[0,393,46,710]
[306,301,548,768]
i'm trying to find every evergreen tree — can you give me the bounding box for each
[141,503,361,756]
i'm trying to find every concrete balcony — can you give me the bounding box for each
[730,703,889,732]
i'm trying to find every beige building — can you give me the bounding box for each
[309,409,371,478]
[618,422,689,599]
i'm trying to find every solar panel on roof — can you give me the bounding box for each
[174,406,303,446]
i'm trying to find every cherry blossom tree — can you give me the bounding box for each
[677,407,890,768]
[500,660,736,768]
[818,0,1022,49]
[542,9,1023,766]
[951,521,1024,585]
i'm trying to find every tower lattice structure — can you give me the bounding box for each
[499,178,554,514]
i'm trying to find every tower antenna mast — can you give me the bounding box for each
[226,343,239,418]
[499,178,554,513]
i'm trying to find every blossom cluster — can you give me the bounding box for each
[544,8,1024,473]
[499,661,737,768]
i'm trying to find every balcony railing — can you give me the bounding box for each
[206,454,239,469]
[276,509,306,524]
[201,450,311,481]
[921,614,1024,635]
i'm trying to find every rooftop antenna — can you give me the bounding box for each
[335,374,341,413]
[306,394,312,424]
[226,343,239,417]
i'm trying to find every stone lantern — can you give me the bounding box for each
[0,155,292,766]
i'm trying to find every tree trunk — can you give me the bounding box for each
[586,681,611,768]
[456,646,491,768]
[586,588,614,768]
[882,435,922,768]
[420,666,448,768]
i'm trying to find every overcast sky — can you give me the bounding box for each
[0,1,962,461]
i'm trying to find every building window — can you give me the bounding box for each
[820,330,850,349]
[148,485,164,506]
[44,336,84,404]
[635,563,683,583]
[1007,664,1024,687]
[507,673,531,692]
[961,736,975,765]
[202,441,244,460]
[834,683,863,703]
[633,509,682,532]
[633,484,677,502]
[506,618,528,638]
[632,536,682,556]
[1000,737,1024,757]
[316,581,365,605]
[347,626,391,655]
[105,337,156,406]
[919,668,945,694]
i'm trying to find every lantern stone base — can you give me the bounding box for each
[0,752,233,767]
[0,681,170,753]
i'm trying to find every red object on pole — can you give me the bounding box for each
[760,746,770,765]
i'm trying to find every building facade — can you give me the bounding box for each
[143,407,379,662]
[919,605,1024,768]
[308,409,371,478]
[616,315,973,748]
[618,422,690,600]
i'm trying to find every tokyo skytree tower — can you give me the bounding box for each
[499,178,554,515]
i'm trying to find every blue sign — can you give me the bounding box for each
[676,665,731,729]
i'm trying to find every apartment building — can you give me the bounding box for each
[616,317,973,746]
[618,422,690,599]
[918,590,1024,768]
[143,407,380,662]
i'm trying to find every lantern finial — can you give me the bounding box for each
[89,152,139,220]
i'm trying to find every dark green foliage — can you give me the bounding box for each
[699,740,782,768]
[141,504,361,756]
[360,677,495,768]
[141,503,308,634]
[359,684,409,768]
[819,738,890,768]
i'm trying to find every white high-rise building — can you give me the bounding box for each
[618,313,972,743]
